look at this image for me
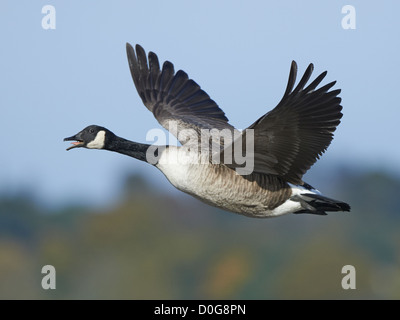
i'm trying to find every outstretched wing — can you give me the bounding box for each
[223,61,343,184]
[126,43,236,147]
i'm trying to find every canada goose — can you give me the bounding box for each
[64,43,350,218]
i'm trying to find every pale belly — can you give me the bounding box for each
[156,148,300,218]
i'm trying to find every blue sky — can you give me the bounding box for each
[1,1,399,206]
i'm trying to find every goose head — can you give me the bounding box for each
[64,125,113,151]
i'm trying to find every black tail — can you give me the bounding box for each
[293,193,351,216]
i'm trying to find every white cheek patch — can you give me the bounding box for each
[87,130,106,149]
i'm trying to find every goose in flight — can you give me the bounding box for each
[64,43,350,218]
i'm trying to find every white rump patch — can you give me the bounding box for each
[269,184,321,216]
[269,199,302,216]
[87,130,106,149]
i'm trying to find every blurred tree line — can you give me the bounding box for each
[0,169,399,299]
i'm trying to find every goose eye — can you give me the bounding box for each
[89,128,94,134]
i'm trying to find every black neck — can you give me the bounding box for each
[106,136,151,163]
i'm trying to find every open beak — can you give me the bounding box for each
[64,133,84,151]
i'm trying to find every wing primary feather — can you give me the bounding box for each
[158,61,175,100]
[291,63,314,95]
[126,43,141,95]
[148,51,160,89]
[282,61,298,98]
[310,81,337,96]
[303,71,327,93]
[135,44,149,74]
[167,70,188,96]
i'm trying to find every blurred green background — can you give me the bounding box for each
[1,166,399,299]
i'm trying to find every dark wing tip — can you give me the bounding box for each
[126,42,135,61]
[135,44,145,55]
[283,61,298,97]
[162,60,174,70]
[125,43,147,59]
